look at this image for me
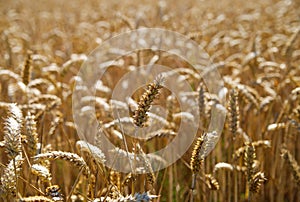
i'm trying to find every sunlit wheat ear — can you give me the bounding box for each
[19,196,54,202]
[213,162,252,173]
[29,94,61,105]
[233,140,271,160]
[228,88,239,138]
[25,112,39,157]
[213,162,234,173]
[190,135,205,174]
[205,174,220,190]
[225,77,260,109]
[249,172,267,193]
[31,164,52,183]
[0,155,23,197]
[244,142,256,183]
[267,123,286,131]
[133,76,163,128]
[76,140,106,164]
[144,129,176,141]
[21,52,32,86]
[0,70,21,81]
[198,82,206,116]
[33,151,91,176]
[3,104,23,159]
[281,148,300,186]
[237,84,260,109]
[28,78,52,90]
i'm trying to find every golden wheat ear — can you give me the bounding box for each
[205,174,220,190]
[76,140,106,165]
[31,164,52,183]
[249,171,267,193]
[0,155,23,198]
[19,196,55,202]
[3,104,23,160]
[281,148,300,186]
[21,52,32,86]
[24,112,39,157]
[228,88,240,138]
[244,142,256,183]
[133,76,163,128]
[190,135,205,174]
[33,151,91,176]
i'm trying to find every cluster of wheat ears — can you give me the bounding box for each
[0,0,299,201]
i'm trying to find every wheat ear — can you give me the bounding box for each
[3,104,23,160]
[24,112,39,157]
[281,148,300,186]
[190,134,205,201]
[133,76,163,127]
[33,151,91,176]
[21,52,32,86]
[249,171,267,193]
[228,88,239,138]
[0,155,23,198]
[19,196,54,202]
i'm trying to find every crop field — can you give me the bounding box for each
[0,0,299,201]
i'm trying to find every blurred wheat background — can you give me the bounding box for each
[0,0,299,201]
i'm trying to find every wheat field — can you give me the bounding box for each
[0,0,299,201]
